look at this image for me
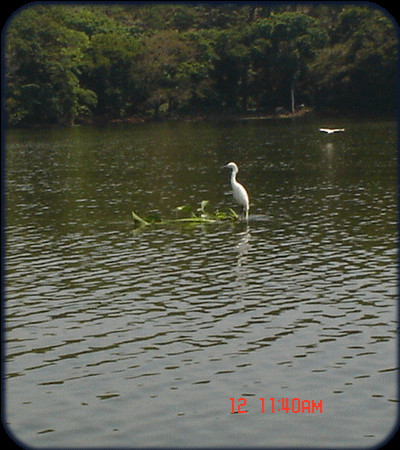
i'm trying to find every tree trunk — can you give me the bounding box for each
[291,82,295,114]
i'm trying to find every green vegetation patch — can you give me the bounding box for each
[132,200,238,227]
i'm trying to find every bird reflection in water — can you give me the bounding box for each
[235,225,251,269]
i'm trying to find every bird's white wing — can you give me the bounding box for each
[232,182,249,208]
[319,128,345,134]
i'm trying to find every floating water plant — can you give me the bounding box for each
[132,200,238,227]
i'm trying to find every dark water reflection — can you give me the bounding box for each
[5,118,398,447]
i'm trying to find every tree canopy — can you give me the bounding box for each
[4,3,397,126]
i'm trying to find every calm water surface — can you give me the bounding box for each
[5,118,398,447]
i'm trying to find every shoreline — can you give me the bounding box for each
[87,106,314,127]
[7,107,396,129]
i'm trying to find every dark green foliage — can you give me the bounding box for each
[309,7,397,112]
[4,4,397,127]
[5,6,96,125]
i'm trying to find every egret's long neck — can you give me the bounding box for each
[230,169,238,185]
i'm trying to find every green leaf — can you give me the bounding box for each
[198,200,210,214]
[132,210,149,226]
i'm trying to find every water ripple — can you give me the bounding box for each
[6,120,397,447]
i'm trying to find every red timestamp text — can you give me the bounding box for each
[230,397,323,414]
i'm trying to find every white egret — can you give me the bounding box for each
[225,162,249,221]
[319,128,345,134]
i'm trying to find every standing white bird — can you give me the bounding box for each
[225,162,249,221]
[319,128,345,134]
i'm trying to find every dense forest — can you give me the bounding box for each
[4,3,398,127]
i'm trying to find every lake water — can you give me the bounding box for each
[4,117,398,447]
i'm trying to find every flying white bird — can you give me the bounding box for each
[319,128,345,134]
[225,162,249,221]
